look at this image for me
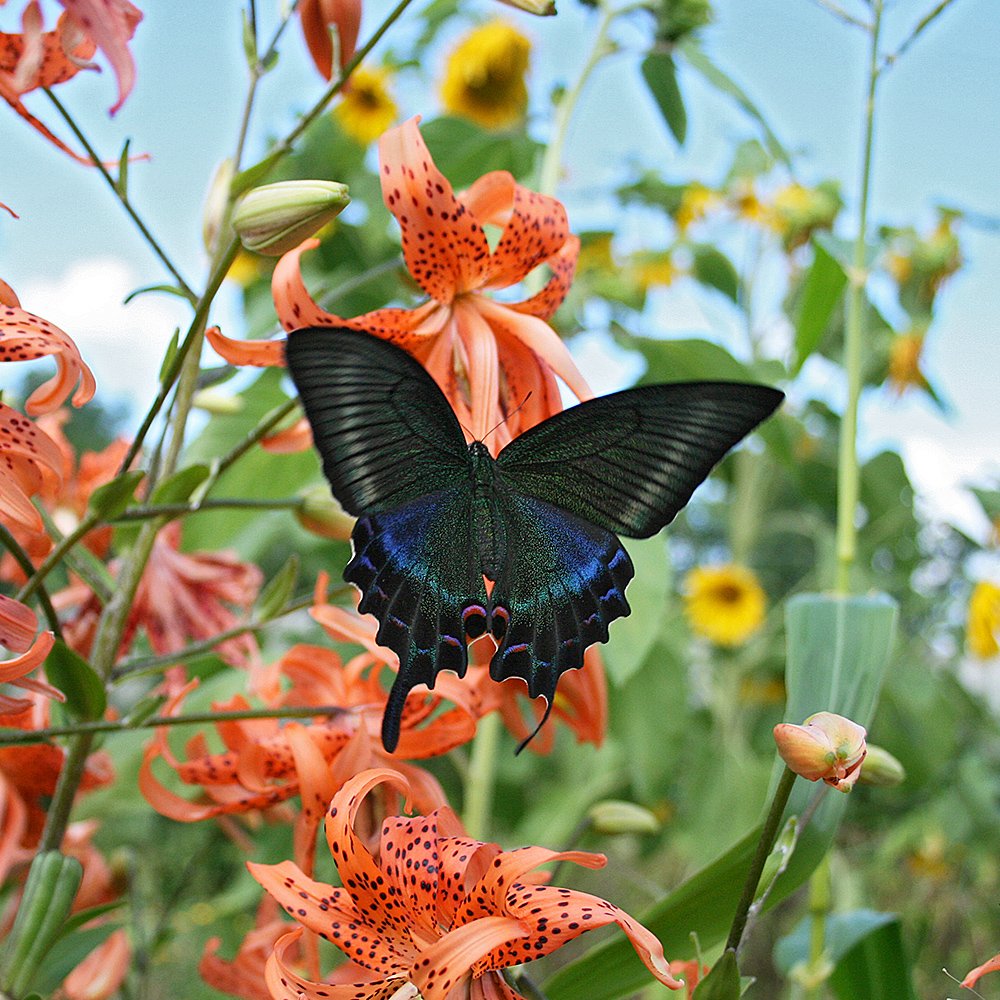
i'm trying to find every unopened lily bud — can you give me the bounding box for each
[191,388,244,415]
[857,743,905,788]
[773,711,867,793]
[203,158,236,254]
[232,181,350,256]
[495,0,557,15]
[296,484,356,541]
[588,800,661,836]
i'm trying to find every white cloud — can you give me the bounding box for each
[20,257,192,417]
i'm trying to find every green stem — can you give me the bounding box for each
[537,0,620,198]
[42,89,196,302]
[463,711,503,840]
[0,703,345,746]
[0,524,61,638]
[834,0,883,595]
[724,765,797,954]
[210,399,299,485]
[803,855,833,1000]
[113,496,304,522]
[15,512,101,605]
[110,592,319,681]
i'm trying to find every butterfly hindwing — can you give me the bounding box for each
[496,382,784,538]
[486,491,634,704]
[346,486,488,752]
[285,327,471,515]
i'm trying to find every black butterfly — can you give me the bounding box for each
[285,327,783,752]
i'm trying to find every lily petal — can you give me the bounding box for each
[59,0,143,115]
[0,629,54,682]
[409,916,530,1000]
[454,297,500,443]
[509,234,580,320]
[962,952,1000,989]
[0,593,38,652]
[378,117,491,302]
[474,297,592,402]
[482,184,570,292]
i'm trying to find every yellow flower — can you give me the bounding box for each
[770,180,842,251]
[629,249,677,290]
[727,180,769,226]
[683,563,766,646]
[967,581,1000,658]
[675,182,718,232]
[335,66,398,145]
[440,21,531,130]
[225,250,266,287]
[887,329,928,395]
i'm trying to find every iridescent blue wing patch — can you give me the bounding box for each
[486,493,633,728]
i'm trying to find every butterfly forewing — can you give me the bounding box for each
[495,382,784,538]
[285,327,471,514]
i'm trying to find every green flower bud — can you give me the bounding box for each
[496,0,557,16]
[191,388,244,415]
[857,743,906,788]
[232,180,351,256]
[587,800,661,836]
[203,158,236,254]
[296,484,356,541]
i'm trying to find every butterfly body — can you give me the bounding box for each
[285,327,784,751]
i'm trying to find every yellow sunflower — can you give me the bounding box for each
[335,66,398,146]
[683,564,766,647]
[440,21,531,130]
[967,581,1000,659]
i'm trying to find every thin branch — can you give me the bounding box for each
[113,496,304,523]
[0,524,61,638]
[110,592,316,681]
[881,0,959,70]
[15,511,101,605]
[811,0,871,30]
[0,703,348,746]
[42,89,197,302]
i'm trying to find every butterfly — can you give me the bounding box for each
[285,327,784,752]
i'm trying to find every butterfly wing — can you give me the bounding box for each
[285,328,484,751]
[284,326,470,514]
[486,491,633,720]
[496,381,784,538]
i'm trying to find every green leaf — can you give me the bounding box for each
[420,117,543,187]
[87,470,144,519]
[545,595,898,1000]
[29,924,120,995]
[793,239,848,372]
[693,949,740,999]
[678,38,791,167]
[158,328,180,382]
[44,641,106,722]
[641,52,687,144]
[231,150,285,198]
[971,487,1000,522]
[775,912,918,1000]
[116,139,130,197]
[602,536,670,686]
[123,284,192,305]
[148,464,211,506]
[691,244,740,301]
[256,554,299,621]
[774,909,898,973]
[57,900,126,940]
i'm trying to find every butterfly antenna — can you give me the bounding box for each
[482,392,533,443]
[514,694,554,755]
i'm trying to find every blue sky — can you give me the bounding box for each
[1,0,997,538]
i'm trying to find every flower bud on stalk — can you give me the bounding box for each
[232,181,350,256]
[296,485,356,541]
[773,711,867,793]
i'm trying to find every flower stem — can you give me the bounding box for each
[113,496,304,522]
[834,0,883,595]
[42,88,196,302]
[803,855,833,1000]
[724,765,797,954]
[0,524,61,638]
[463,711,503,840]
[0,703,346,746]
[16,512,101,605]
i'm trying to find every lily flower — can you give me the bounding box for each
[0,593,61,715]
[299,0,361,81]
[0,0,141,161]
[249,768,683,998]
[962,952,1000,990]
[59,521,262,672]
[140,636,477,873]
[209,115,589,450]
[0,401,63,533]
[0,277,96,414]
